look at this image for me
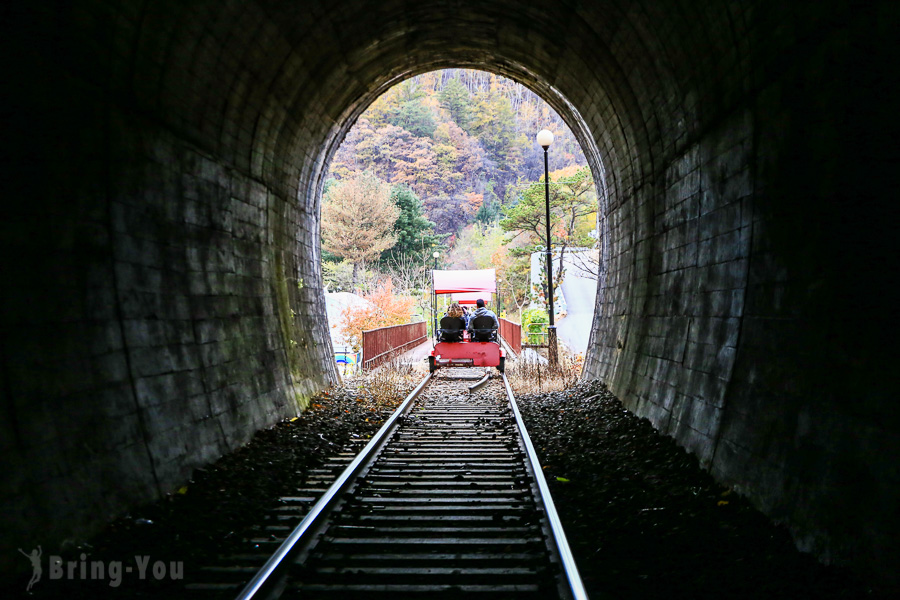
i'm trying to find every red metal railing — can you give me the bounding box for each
[362,322,428,370]
[499,318,522,354]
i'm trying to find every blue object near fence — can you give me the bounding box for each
[335,350,360,365]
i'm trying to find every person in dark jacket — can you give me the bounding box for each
[438,302,467,342]
[466,298,499,335]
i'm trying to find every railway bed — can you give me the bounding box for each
[189,369,586,599]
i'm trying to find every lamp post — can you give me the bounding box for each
[496,277,502,317]
[537,129,558,366]
[432,251,440,338]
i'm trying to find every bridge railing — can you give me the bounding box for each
[499,317,522,354]
[362,322,427,370]
[523,321,549,348]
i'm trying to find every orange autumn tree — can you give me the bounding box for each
[339,279,417,351]
[321,171,399,286]
[462,192,484,217]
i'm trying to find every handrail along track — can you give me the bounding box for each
[235,370,587,599]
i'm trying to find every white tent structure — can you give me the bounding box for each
[529,249,599,354]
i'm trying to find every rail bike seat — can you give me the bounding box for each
[437,316,466,342]
[469,315,498,342]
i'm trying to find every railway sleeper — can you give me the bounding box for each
[218,372,584,600]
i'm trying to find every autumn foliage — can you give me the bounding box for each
[322,172,399,281]
[323,69,596,322]
[328,70,589,238]
[339,279,417,351]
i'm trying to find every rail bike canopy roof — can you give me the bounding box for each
[451,292,483,304]
[432,269,496,295]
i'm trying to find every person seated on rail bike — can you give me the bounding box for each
[467,298,500,342]
[437,302,467,342]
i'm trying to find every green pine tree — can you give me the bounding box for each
[389,99,437,138]
[382,185,446,263]
[439,76,472,132]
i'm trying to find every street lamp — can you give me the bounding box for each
[432,251,440,338]
[537,129,558,366]
[496,277,502,317]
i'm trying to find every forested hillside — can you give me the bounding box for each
[328,69,587,236]
[322,69,597,334]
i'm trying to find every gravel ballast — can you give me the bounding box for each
[7,378,410,599]
[7,374,884,598]
[517,379,880,599]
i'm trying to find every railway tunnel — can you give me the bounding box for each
[2,0,898,586]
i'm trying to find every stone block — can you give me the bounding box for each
[135,370,205,408]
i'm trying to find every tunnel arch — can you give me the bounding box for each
[2,0,897,585]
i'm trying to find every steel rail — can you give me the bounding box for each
[502,374,589,600]
[467,373,491,392]
[235,372,434,600]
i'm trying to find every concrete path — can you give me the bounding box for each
[519,348,548,365]
[396,339,435,366]
[528,249,598,355]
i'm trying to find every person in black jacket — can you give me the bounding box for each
[467,298,499,339]
[437,302,467,342]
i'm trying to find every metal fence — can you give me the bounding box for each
[523,322,549,348]
[499,318,522,354]
[362,322,427,370]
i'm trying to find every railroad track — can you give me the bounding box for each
[190,369,587,599]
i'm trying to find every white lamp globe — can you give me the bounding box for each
[432,251,440,258]
[536,129,554,148]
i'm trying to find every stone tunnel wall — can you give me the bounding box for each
[1,0,897,585]
[581,1,900,581]
[0,0,338,576]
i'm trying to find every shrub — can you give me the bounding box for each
[521,307,548,345]
[339,279,416,351]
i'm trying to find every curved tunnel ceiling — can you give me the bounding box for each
[136,0,682,216]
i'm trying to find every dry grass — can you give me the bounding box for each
[506,349,584,394]
[345,357,424,407]
[346,348,584,399]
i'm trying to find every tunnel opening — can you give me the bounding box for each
[2,0,898,587]
[315,67,609,365]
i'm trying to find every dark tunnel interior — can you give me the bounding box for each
[1,0,898,586]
